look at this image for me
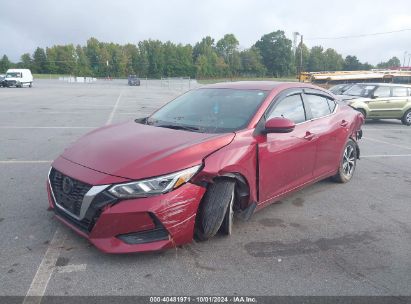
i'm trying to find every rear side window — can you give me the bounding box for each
[305,94,332,118]
[268,94,306,124]
[374,86,391,97]
[392,87,408,97]
[326,97,336,112]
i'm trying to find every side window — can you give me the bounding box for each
[305,94,332,118]
[268,94,306,124]
[374,86,391,98]
[392,87,408,97]
[326,97,336,112]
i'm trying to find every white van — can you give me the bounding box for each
[4,69,33,88]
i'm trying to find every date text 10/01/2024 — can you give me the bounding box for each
[149,296,257,303]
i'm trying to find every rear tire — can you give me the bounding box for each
[401,109,411,126]
[332,139,357,183]
[195,180,235,241]
[29,82,32,88]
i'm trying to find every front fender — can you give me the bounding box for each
[193,130,258,206]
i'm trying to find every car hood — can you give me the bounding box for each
[61,121,235,180]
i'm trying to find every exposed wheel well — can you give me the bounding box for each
[211,173,250,211]
[356,108,366,118]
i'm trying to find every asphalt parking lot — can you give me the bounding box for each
[0,79,410,298]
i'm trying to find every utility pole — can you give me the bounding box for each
[293,32,300,55]
[403,51,408,68]
[299,35,303,82]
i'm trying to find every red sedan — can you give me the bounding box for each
[47,82,364,253]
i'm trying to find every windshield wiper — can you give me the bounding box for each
[157,124,201,132]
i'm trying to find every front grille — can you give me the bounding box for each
[6,80,16,86]
[49,168,117,233]
[49,168,92,217]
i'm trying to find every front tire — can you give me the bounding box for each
[401,109,411,126]
[195,180,235,241]
[332,139,357,183]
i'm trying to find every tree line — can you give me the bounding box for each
[0,30,401,78]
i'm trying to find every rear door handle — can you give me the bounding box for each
[341,120,348,127]
[303,131,315,141]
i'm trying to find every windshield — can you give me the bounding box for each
[329,84,352,94]
[344,84,376,97]
[6,72,22,78]
[146,88,269,133]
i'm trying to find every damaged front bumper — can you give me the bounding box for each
[47,160,206,254]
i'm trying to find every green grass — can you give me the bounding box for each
[197,77,298,84]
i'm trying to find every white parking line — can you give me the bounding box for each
[0,111,106,114]
[56,264,87,273]
[106,90,123,125]
[363,137,411,150]
[0,160,52,164]
[361,154,411,158]
[23,228,66,303]
[0,126,95,129]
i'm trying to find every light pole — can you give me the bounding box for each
[403,51,408,68]
[299,35,304,82]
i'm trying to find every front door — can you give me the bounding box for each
[258,93,316,204]
[368,85,393,118]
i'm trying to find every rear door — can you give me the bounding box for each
[258,90,317,204]
[303,90,348,177]
[389,86,410,117]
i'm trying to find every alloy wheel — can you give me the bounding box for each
[342,145,355,178]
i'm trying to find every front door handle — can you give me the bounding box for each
[303,131,315,141]
[341,120,348,127]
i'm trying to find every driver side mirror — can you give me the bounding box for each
[371,93,379,99]
[264,117,295,134]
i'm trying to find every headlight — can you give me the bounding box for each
[108,165,201,199]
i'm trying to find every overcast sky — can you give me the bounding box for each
[1,0,411,65]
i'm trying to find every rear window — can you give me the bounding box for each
[305,94,332,118]
[392,87,408,97]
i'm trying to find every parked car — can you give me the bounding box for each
[128,75,140,86]
[329,83,354,95]
[4,69,33,87]
[338,83,411,125]
[47,82,364,253]
[0,74,6,87]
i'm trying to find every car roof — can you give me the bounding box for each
[201,81,320,91]
[7,69,32,73]
[356,83,411,88]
